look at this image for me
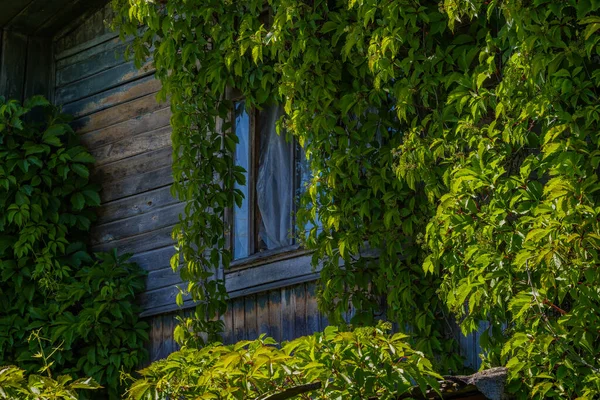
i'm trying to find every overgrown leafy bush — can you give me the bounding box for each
[0,96,148,399]
[124,322,440,399]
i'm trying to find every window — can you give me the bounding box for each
[231,101,310,261]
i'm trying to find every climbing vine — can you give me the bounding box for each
[112,0,600,397]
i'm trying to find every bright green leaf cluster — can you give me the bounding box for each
[124,322,440,400]
[0,365,100,400]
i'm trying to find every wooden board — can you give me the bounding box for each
[92,147,172,183]
[56,41,129,86]
[80,106,170,148]
[0,31,28,101]
[91,224,175,255]
[130,245,177,273]
[95,185,178,225]
[56,59,154,105]
[73,93,166,134]
[54,5,114,57]
[63,75,161,118]
[100,164,173,203]
[24,37,52,100]
[91,124,171,166]
[90,202,184,245]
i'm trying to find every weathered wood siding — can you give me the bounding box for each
[148,281,329,361]
[53,5,183,317]
[52,4,487,369]
[0,30,52,101]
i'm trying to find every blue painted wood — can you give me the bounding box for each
[55,59,154,105]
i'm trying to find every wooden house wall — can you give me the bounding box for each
[52,4,486,369]
[52,5,184,317]
[0,30,52,102]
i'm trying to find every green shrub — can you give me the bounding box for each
[124,322,440,399]
[0,96,148,399]
[0,365,99,400]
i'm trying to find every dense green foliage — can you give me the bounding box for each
[124,322,440,399]
[0,365,99,400]
[0,97,148,399]
[112,0,600,397]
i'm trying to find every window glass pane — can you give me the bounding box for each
[297,145,323,237]
[256,105,293,251]
[233,101,250,259]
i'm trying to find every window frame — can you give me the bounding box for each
[226,95,306,270]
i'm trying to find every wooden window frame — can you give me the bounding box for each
[226,95,306,271]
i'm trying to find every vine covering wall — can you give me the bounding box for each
[112,0,600,397]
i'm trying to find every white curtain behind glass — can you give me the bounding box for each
[256,105,293,250]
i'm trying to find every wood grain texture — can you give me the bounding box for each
[95,185,177,225]
[54,5,113,58]
[91,224,175,255]
[0,31,28,101]
[91,202,183,245]
[145,267,182,292]
[56,59,154,105]
[73,93,166,134]
[91,124,171,166]
[63,75,161,118]
[56,41,129,86]
[92,147,172,183]
[80,106,170,148]
[100,164,173,203]
[24,37,52,99]
[130,245,177,273]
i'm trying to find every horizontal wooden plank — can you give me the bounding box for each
[56,41,130,87]
[57,35,125,70]
[73,93,167,134]
[63,75,161,118]
[92,124,171,166]
[91,224,175,254]
[91,202,184,245]
[226,253,320,298]
[80,105,170,148]
[100,164,173,203]
[146,267,183,292]
[130,245,177,273]
[95,185,178,225]
[92,146,172,183]
[138,285,183,315]
[56,59,154,104]
[54,5,114,58]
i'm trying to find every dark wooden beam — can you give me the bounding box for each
[0,0,34,28]
[6,0,71,34]
[0,31,28,101]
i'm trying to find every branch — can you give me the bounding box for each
[255,382,322,400]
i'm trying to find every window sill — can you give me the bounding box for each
[229,244,311,271]
[225,246,320,299]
